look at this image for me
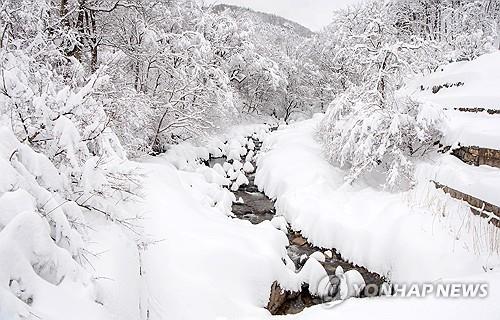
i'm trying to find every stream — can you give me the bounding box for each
[209,136,386,315]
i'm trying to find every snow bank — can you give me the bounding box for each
[440,110,500,150]
[418,154,500,207]
[402,52,500,149]
[136,158,290,319]
[407,51,500,109]
[255,116,500,283]
[0,120,111,319]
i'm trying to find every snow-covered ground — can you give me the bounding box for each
[256,116,500,281]
[407,52,500,110]
[254,116,500,319]
[405,52,500,150]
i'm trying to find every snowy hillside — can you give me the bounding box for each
[212,4,315,37]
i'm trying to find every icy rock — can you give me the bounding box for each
[230,182,239,192]
[336,266,366,299]
[228,170,238,182]
[310,251,326,263]
[232,160,243,171]
[196,167,230,186]
[235,172,249,187]
[245,150,255,162]
[213,163,226,177]
[270,216,288,232]
[228,170,249,191]
[247,139,255,151]
[324,250,333,259]
[335,266,344,277]
[243,162,254,173]
[236,197,244,204]
[222,162,232,173]
[215,189,236,216]
[227,148,241,162]
[240,146,247,156]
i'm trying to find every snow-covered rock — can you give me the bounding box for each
[232,160,243,171]
[245,150,255,163]
[212,163,226,177]
[222,161,233,173]
[247,139,255,151]
[243,161,254,173]
[310,251,326,263]
[230,172,249,191]
[270,216,288,232]
[324,250,333,259]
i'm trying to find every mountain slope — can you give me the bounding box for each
[212,4,314,37]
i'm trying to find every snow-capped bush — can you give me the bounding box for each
[0,4,141,317]
[319,91,443,189]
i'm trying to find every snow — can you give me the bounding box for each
[255,116,500,285]
[0,212,108,320]
[270,216,288,233]
[441,110,500,150]
[407,52,500,109]
[418,154,500,207]
[284,271,500,320]
[403,51,500,150]
[5,1,499,317]
[243,161,255,173]
[309,251,326,263]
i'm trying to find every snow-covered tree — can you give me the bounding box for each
[317,1,445,189]
[0,1,141,317]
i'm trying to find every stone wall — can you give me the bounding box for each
[452,146,500,168]
[433,181,500,228]
[452,107,500,115]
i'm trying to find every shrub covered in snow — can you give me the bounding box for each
[319,92,443,189]
[0,3,141,317]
